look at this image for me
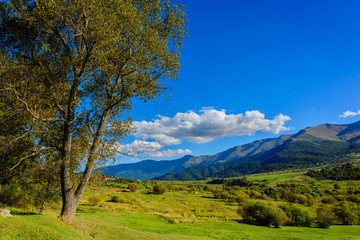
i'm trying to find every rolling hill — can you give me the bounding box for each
[158,121,360,180]
[101,134,290,179]
[102,120,360,180]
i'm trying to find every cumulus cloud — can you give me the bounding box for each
[146,149,192,158]
[133,108,291,145]
[339,110,360,118]
[115,140,192,158]
[115,140,163,155]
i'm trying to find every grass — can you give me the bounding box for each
[73,212,360,240]
[0,209,84,240]
[2,170,360,239]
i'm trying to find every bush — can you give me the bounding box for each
[0,184,29,208]
[316,206,334,228]
[232,185,242,191]
[295,194,309,205]
[280,204,313,226]
[238,202,289,228]
[332,202,358,225]
[88,195,101,206]
[347,194,360,203]
[264,187,279,199]
[249,190,265,199]
[153,184,167,195]
[219,191,231,200]
[167,183,175,191]
[128,183,139,192]
[321,196,337,204]
[109,195,130,203]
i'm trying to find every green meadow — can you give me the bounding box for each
[2,169,360,240]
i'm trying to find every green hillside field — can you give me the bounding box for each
[2,167,360,240]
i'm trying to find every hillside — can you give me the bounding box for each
[101,134,290,179]
[3,168,360,239]
[158,121,360,180]
[100,155,194,179]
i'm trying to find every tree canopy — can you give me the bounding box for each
[0,0,186,222]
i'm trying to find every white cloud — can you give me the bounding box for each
[146,149,192,158]
[339,110,360,118]
[133,108,291,145]
[115,140,163,155]
[115,140,192,158]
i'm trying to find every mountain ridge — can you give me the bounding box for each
[101,120,360,180]
[158,120,360,180]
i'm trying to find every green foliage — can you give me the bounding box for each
[152,184,167,195]
[88,195,101,206]
[264,187,279,198]
[128,183,139,192]
[307,163,360,181]
[207,177,252,187]
[109,195,130,203]
[280,204,313,226]
[0,0,187,222]
[316,206,334,228]
[238,202,289,228]
[166,183,175,191]
[0,183,29,209]
[332,202,359,225]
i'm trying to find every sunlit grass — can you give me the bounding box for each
[2,170,360,239]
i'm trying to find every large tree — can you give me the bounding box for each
[0,0,186,222]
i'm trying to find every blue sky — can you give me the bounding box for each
[117,0,360,163]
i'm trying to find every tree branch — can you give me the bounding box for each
[7,147,55,171]
[5,83,64,122]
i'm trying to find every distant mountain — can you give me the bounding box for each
[101,121,360,180]
[158,121,360,180]
[100,155,194,179]
[101,131,290,179]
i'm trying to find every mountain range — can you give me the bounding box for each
[101,120,360,180]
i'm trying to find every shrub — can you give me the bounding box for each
[321,196,336,204]
[0,184,29,208]
[128,183,139,192]
[332,202,358,225]
[201,185,209,191]
[88,195,101,206]
[249,190,265,199]
[347,194,360,203]
[295,194,309,205]
[109,195,130,203]
[167,183,175,191]
[232,185,242,191]
[153,184,167,195]
[219,191,231,200]
[238,202,289,228]
[280,204,313,226]
[316,206,334,228]
[211,188,222,199]
[264,187,279,199]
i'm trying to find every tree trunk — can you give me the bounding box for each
[60,80,78,223]
[39,199,46,215]
[60,122,76,222]
[60,193,81,223]
[60,108,112,223]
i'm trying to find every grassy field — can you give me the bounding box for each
[1,170,360,239]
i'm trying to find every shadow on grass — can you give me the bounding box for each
[10,209,38,215]
[200,196,214,199]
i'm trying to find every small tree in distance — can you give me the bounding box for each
[128,183,139,192]
[153,184,167,195]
